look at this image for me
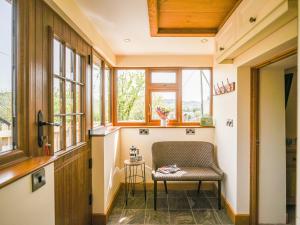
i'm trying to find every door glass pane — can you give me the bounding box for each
[53,78,63,115]
[66,47,74,80]
[76,115,81,143]
[66,81,74,114]
[54,116,63,152]
[92,63,102,127]
[0,0,14,153]
[76,85,81,113]
[117,69,145,122]
[151,71,176,83]
[151,92,176,120]
[53,39,62,76]
[104,65,111,123]
[66,116,74,147]
[76,54,82,82]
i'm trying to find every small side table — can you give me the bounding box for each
[124,159,146,205]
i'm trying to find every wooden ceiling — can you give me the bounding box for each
[147,0,242,37]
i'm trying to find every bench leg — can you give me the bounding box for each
[197,181,202,193]
[164,180,168,194]
[154,180,157,210]
[218,180,221,210]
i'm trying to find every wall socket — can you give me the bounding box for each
[226,119,234,127]
[186,128,195,135]
[139,129,149,135]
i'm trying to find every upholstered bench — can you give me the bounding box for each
[151,141,224,210]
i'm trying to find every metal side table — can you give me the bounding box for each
[124,159,146,205]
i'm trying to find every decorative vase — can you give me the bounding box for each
[160,119,168,127]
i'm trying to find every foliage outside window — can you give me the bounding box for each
[92,63,102,128]
[104,64,112,124]
[116,70,145,122]
[53,39,84,152]
[0,0,16,153]
[114,68,212,125]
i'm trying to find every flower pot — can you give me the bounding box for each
[160,119,168,127]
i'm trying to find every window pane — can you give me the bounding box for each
[76,85,82,113]
[182,69,211,121]
[0,0,14,153]
[92,63,102,127]
[53,39,62,76]
[117,70,145,122]
[76,54,82,82]
[104,66,111,123]
[76,115,82,143]
[54,116,63,152]
[53,78,63,115]
[66,116,74,147]
[66,81,74,114]
[151,92,176,120]
[66,47,74,80]
[151,71,176,83]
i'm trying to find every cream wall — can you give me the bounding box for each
[0,164,55,225]
[91,130,121,215]
[258,68,286,224]
[116,55,213,67]
[120,128,215,182]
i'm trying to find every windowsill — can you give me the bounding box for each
[89,126,121,137]
[120,125,215,128]
[0,156,55,189]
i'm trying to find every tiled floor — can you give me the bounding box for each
[107,188,233,225]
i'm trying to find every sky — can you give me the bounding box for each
[0,0,12,92]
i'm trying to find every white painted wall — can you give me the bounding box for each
[0,164,55,225]
[91,130,121,215]
[120,128,215,181]
[259,68,286,224]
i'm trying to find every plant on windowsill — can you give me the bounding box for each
[156,106,170,127]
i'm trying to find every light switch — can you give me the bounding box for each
[32,168,46,192]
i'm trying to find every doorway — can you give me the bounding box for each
[250,50,297,225]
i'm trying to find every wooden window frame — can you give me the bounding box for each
[49,29,86,154]
[91,50,113,128]
[113,67,213,126]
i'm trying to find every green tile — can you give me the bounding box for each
[146,198,168,210]
[193,210,221,225]
[145,210,170,224]
[214,210,233,224]
[188,197,212,210]
[168,198,191,210]
[186,190,206,198]
[119,209,145,224]
[125,197,147,209]
[169,210,196,224]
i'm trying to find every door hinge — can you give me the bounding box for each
[89,193,93,205]
[88,158,92,169]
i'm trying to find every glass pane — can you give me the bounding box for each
[151,71,176,83]
[76,115,82,143]
[66,116,74,147]
[65,47,74,80]
[53,116,63,152]
[53,78,63,115]
[76,85,82,113]
[104,65,111,123]
[53,39,62,76]
[76,54,82,82]
[182,69,211,121]
[151,92,176,120]
[92,63,102,127]
[117,70,145,122]
[66,81,74,114]
[0,0,13,153]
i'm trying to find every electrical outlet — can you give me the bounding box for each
[139,129,149,135]
[186,128,195,135]
[32,168,46,192]
[226,119,234,127]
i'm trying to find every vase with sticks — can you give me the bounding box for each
[156,106,170,127]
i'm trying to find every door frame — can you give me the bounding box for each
[249,48,297,225]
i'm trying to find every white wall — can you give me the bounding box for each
[91,130,121,215]
[0,164,55,225]
[120,128,215,181]
[259,68,286,224]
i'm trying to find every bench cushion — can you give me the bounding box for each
[152,167,222,181]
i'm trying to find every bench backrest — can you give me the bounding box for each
[152,141,214,169]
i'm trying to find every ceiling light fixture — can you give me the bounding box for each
[201,38,208,43]
[124,38,131,43]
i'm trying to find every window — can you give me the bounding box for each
[114,68,212,126]
[0,0,16,153]
[92,62,102,128]
[116,69,146,123]
[52,39,84,152]
[104,64,112,124]
[182,69,211,122]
